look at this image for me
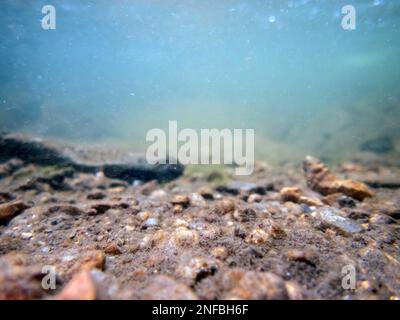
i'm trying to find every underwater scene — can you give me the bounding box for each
[0,0,399,301]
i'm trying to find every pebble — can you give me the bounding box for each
[172,227,199,246]
[137,211,150,221]
[312,207,363,235]
[189,193,206,206]
[245,228,269,245]
[149,189,167,200]
[215,199,236,214]
[143,218,159,228]
[21,232,33,240]
[211,246,228,260]
[104,243,122,255]
[247,193,262,203]
[173,218,189,228]
[171,195,190,207]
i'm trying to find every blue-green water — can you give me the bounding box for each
[1,0,399,163]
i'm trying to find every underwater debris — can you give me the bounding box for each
[303,156,372,200]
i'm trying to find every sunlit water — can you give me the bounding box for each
[1,0,399,163]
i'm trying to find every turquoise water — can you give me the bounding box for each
[1,0,399,163]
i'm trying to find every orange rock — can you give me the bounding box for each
[70,250,105,274]
[171,195,190,207]
[303,156,372,201]
[56,270,97,300]
[280,187,323,206]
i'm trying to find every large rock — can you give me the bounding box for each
[0,132,183,182]
[303,156,372,201]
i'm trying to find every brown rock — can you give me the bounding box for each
[280,187,323,206]
[0,201,30,221]
[285,249,317,266]
[303,156,372,201]
[215,199,236,214]
[56,270,97,300]
[171,195,190,207]
[70,250,105,274]
[104,243,122,255]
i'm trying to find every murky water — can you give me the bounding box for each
[1,0,399,163]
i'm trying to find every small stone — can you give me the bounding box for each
[143,218,159,228]
[211,246,228,260]
[0,201,30,222]
[137,211,150,221]
[265,222,287,239]
[173,204,183,214]
[56,270,97,300]
[21,232,33,240]
[171,195,190,207]
[280,186,323,206]
[280,187,302,203]
[189,193,206,206]
[369,214,395,225]
[172,227,199,246]
[215,199,236,214]
[247,193,262,203]
[173,218,189,228]
[312,207,363,235]
[151,230,167,245]
[149,189,167,200]
[245,228,269,245]
[285,249,317,266]
[104,243,122,255]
